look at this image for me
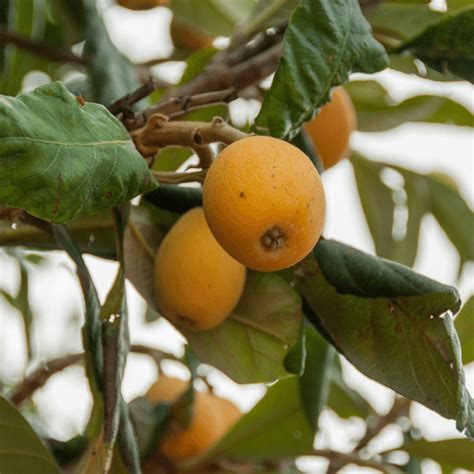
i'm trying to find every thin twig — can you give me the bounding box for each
[0,27,87,65]
[0,205,52,234]
[108,77,162,116]
[355,398,411,451]
[126,88,238,131]
[311,449,400,474]
[9,353,83,405]
[8,345,183,406]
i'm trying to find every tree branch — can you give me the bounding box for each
[9,353,83,406]
[0,205,52,234]
[311,449,400,474]
[107,77,164,116]
[126,88,238,130]
[8,345,182,406]
[131,115,248,158]
[355,398,411,451]
[0,27,87,65]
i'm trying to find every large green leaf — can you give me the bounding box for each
[352,154,427,267]
[185,272,303,383]
[0,81,156,223]
[397,6,474,82]
[185,379,314,469]
[100,207,131,471]
[426,174,474,270]
[83,0,139,105]
[254,0,388,140]
[346,80,473,132]
[300,239,474,439]
[352,155,474,271]
[183,326,332,470]
[52,223,106,472]
[0,396,59,473]
[455,296,474,365]
[397,438,474,471]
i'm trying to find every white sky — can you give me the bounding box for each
[0,3,473,473]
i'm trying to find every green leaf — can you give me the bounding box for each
[153,148,192,172]
[284,321,306,376]
[186,329,332,469]
[426,174,474,270]
[346,80,474,132]
[50,435,88,467]
[128,398,170,459]
[179,47,218,86]
[0,209,116,259]
[171,0,255,37]
[447,0,473,10]
[367,2,442,44]
[116,399,141,474]
[0,396,59,473]
[144,185,203,214]
[184,271,303,383]
[351,154,428,267]
[100,207,130,471]
[0,81,156,223]
[299,325,335,426]
[398,438,474,471]
[124,204,170,311]
[290,129,324,174]
[388,54,461,82]
[185,377,315,468]
[83,0,139,105]
[300,239,474,439]
[0,0,58,96]
[53,224,103,387]
[52,223,106,470]
[327,357,373,419]
[397,7,474,82]
[455,296,474,365]
[254,0,388,140]
[242,0,300,37]
[0,251,34,359]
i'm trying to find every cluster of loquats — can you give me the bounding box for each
[154,87,356,333]
[147,88,356,465]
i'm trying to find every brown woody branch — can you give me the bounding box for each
[126,88,238,130]
[131,115,248,158]
[0,27,87,65]
[355,397,411,451]
[108,77,164,115]
[0,205,52,234]
[8,345,182,406]
[9,353,83,405]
